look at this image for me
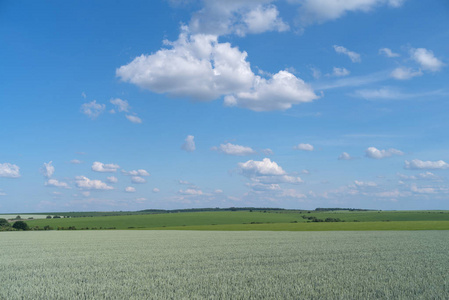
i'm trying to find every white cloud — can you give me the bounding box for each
[365,147,403,159]
[332,67,350,77]
[410,48,444,72]
[404,159,449,170]
[189,1,288,36]
[211,143,256,156]
[117,30,254,101]
[126,115,142,124]
[379,48,400,58]
[110,98,129,112]
[81,92,87,99]
[338,152,353,160]
[122,169,150,176]
[117,30,317,112]
[310,67,321,79]
[294,143,314,151]
[45,179,70,189]
[91,162,120,173]
[0,190,6,196]
[238,158,302,187]
[182,135,196,152]
[390,67,422,80]
[298,0,406,25]
[153,188,160,193]
[75,176,113,190]
[70,159,82,164]
[241,5,289,35]
[239,158,286,176]
[178,180,191,185]
[333,45,361,63]
[261,148,274,155]
[131,176,146,184]
[418,172,440,180]
[81,100,105,119]
[81,191,90,197]
[248,182,281,191]
[281,189,307,199]
[224,70,318,111]
[179,188,203,195]
[125,186,136,193]
[0,163,20,178]
[354,180,377,187]
[214,189,223,194]
[40,161,55,178]
[411,184,436,194]
[107,176,118,183]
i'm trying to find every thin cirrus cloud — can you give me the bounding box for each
[297,0,406,26]
[117,29,318,112]
[404,159,449,170]
[390,67,422,80]
[333,45,361,63]
[125,115,142,124]
[211,143,256,156]
[332,67,350,77]
[0,163,20,178]
[91,161,120,173]
[365,147,403,159]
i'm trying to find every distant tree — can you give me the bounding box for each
[12,221,29,231]
[15,215,22,220]
[46,215,52,219]
[53,215,61,218]
[0,218,9,226]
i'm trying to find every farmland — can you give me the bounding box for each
[24,210,449,231]
[1,230,448,299]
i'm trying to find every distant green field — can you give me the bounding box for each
[25,210,449,231]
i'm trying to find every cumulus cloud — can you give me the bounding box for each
[110,98,129,112]
[211,143,256,156]
[332,67,350,77]
[125,186,136,193]
[224,70,318,111]
[365,147,404,159]
[126,115,142,124]
[238,158,302,187]
[294,143,314,151]
[45,179,70,189]
[122,169,150,176]
[0,163,20,178]
[379,47,400,58]
[117,29,317,112]
[182,135,196,152]
[189,1,288,36]
[404,159,449,170]
[81,100,105,119]
[91,162,120,173]
[107,176,118,183]
[333,45,361,63]
[131,176,146,184]
[75,176,113,190]
[410,184,436,194]
[338,152,354,160]
[410,48,444,72]
[40,161,55,178]
[153,188,160,193]
[297,0,406,25]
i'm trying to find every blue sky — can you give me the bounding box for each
[1,0,449,212]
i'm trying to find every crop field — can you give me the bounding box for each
[1,230,448,299]
[25,210,449,231]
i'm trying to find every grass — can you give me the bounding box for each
[1,230,448,299]
[25,210,449,231]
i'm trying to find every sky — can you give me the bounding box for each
[1,0,449,212]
